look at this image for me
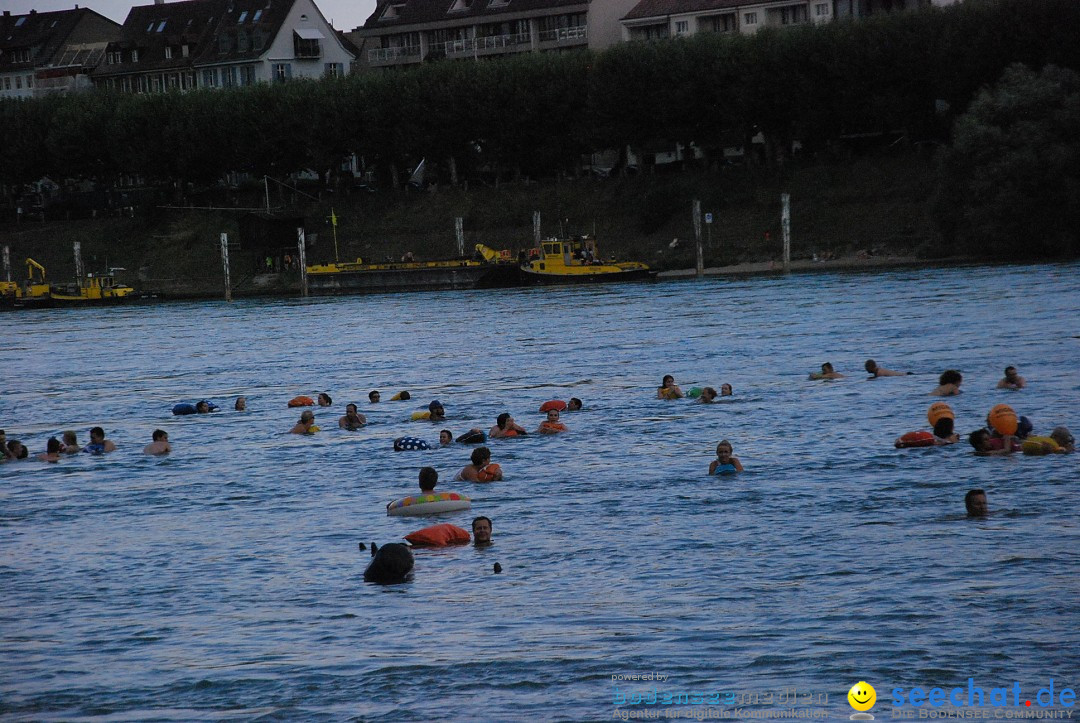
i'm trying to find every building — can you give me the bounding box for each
[621,0,948,41]
[0,7,120,99]
[348,0,639,71]
[91,0,355,93]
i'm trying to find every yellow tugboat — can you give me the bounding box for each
[519,236,654,285]
[50,271,136,305]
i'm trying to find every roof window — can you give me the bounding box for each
[253,9,263,21]
[238,10,248,22]
[157,20,167,32]
[448,0,473,11]
[15,17,26,27]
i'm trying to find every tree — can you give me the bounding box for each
[933,63,1080,258]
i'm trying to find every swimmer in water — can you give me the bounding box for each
[83,427,116,454]
[318,392,333,407]
[720,383,733,396]
[931,369,963,396]
[932,417,960,445]
[537,408,568,434]
[969,428,1017,456]
[965,489,989,517]
[235,396,247,411]
[427,400,446,422]
[339,403,367,430]
[472,516,492,545]
[698,387,718,403]
[997,365,1026,390]
[418,466,438,493]
[456,446,503,482]
[61,430,80,454]
[567,397,583,411]
[709,440,744,474]
[5,439,29,460]
[864,359,909,377]
[368,390,381,403]
[657,375,684,399]
[809,362,844,380]
[37,437,63,462]
[1050,426,1075,453]
[489,413,527,439]
[195,400,212,413]
[291,410,318,435]
[143,429,171,455]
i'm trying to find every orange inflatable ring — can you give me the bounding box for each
[989,404,1018,435]
[538,421,567,433]
[404,523,471,547]
[288,395,315,407]
[927,402,955,426]
[539,400,567,413]
[895,431,935,448]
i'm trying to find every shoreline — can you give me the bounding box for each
[657,254,975,279]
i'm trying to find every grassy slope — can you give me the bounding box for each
[0,151,941,296]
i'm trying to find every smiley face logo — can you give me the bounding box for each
[848,681,876,712]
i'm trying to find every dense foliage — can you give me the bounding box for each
[933,64,1080,258]
[1,0,1078,195]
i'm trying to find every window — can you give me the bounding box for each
[26,75,33,88]
[157,20,167,32]
[324,62,342,77]
[147,21,155,32]
[711,14,735,32]
[15,17,26,27]
[744,12,757,24]
[167,73,179,89]
[132,49,139,62]
[780,6,807,24]
[238,30,250,52]
[12,49,31,63]
[239,65,256,85]
[182,44,189,57]
[202,68,217,87]
[165,46,173,59]
[815,3,829,15]
[675,20,688,34]
[273,63,291,83]
[3,78,10,90]
[15,76,22,89]
[294,30,323,58]
[221,66,237,87]
[238,10,248,23]
[253,9,262,22]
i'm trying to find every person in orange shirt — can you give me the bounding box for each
[537,409,568,434]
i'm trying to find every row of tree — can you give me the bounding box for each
[0,0,1078,192]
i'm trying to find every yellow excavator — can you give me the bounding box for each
[1,258,52,304]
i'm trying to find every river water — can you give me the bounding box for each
[2,263,1078,720]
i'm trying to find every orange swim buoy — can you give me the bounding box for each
[476,463,502,482]
[539,400,567,413]
[927,401,955,426]
[895,431,935,448]
[288,395,315,407]
[989,404,1018,435]
[538,421,567,433]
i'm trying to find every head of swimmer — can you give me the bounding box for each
[346,403,360,418]
[419,466,438,492]
[720,384,732,396]
[90,426,105,443]
[933,417,954,438]
[546,409,560,423]
[152,429,168,442]
[234,396,246,411]
[300,410,315,425]
[318,393,332,407]
[368,390,380,403]
[497,412,513,429]
[939,369,962,387]
[965,488,988,517]
[471,446,491,466]
[472,516,492,545]
[701,387,717,402]
[195,400,210,413]
[439,429,453,445]
[567,397,582,411]
[661,374,675,388]
[821,363,835,374]
[864,359,878,374]
[1004,366,1018,381]
[716,440,733,461]
[968,428,992,452]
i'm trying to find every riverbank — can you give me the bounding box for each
[0,151,962,298]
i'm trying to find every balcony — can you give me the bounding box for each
[430,32,532,58]
[538,25,587,44]
[368,45,422,65]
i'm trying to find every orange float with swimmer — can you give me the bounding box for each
[927,402,955,427]
[476,463,502,482]
[539,400,567,413]
[989,404,1018,435]
[895,431,936,449]
[288,395,315,407]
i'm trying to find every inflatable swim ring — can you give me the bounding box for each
[306,425,321,434]
[712,463,738,475]
[539,400,567,413]
[896,430,935,448]
[390,391,411,401]
[288,396,315,408]
[927,402,955,426]
[173,403,197,415]
[686,387,703,399]
[659,388,681,400]
[394,437,430,451]
[387,492,471,517]
[476,463,502,482]
[411,411,432,421]
[538,421,567,433]
[83,443,106,455]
